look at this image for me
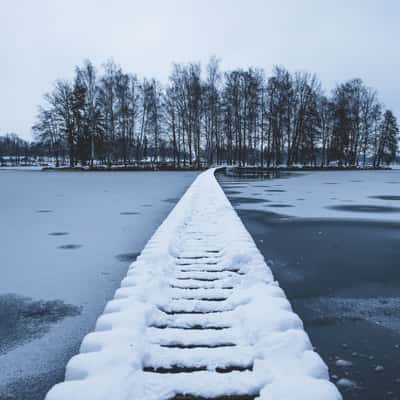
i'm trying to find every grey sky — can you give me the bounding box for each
[2,0,399,140]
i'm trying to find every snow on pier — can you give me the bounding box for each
[46,169,341,400]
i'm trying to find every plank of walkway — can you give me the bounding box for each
[46,169,341,400]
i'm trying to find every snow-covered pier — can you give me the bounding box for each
[46,169,341,400]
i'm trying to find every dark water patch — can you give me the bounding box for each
[369,195,400,201]
[301,317,400,400]
[36,209,53,213]
[327,205,400,213]
[57,244,82,250]
[141,204,153,207]
[385,181,400,184]
[115,252,140,262]
[235,208,400,399]
[267,204,294,208]
[221,168,302,181]
[297,198,305,201]
[349,180,364,183]
[237,209,400,299]
[324,182,339,185]
[0,294,81,354]
[120,211,140,215]
[265,189,286,193]
[229,197,270,205]
[162,197,180,204]
[223,190,242,195]
[48,232,69,236]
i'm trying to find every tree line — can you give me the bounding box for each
[0,133,47,165]
[2,57,399,168]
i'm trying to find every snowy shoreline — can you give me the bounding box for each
[46,168,341,400]
[0,165,395,173]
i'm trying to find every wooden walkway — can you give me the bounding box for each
[46,169,341,400]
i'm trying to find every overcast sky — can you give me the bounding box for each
[2,0,399,140]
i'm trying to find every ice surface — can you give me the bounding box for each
[0,170,198,396]
[218,168,400,398]
[219,170,400,221]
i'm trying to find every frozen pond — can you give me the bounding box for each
[0,170,198,399]
[220,169,400,221]
[217,169,400,400]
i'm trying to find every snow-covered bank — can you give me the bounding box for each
[0,165,44,171]
[46,169,341,400]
